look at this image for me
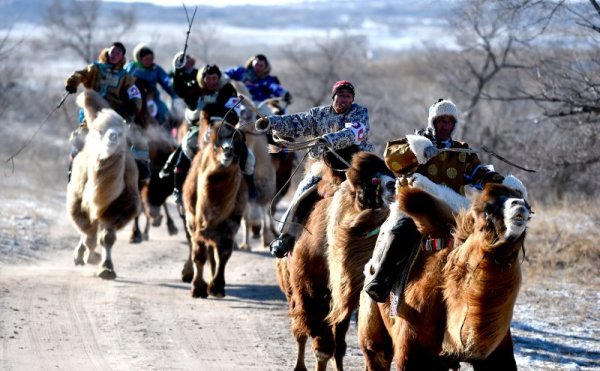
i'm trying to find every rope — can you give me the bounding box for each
[4,92,70,177]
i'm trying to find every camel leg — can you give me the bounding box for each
[471,330,517,371]
[180,212,194,283]
[163,204,178,235]
[207,237,233,298]
[239,215,250,251]
[261,212,275,248]
[96,226,117,280]
[84,233,101,265]
[332,317,351,371]
[293,333,308,371]
[129,215,143,244]
[357,295,393,371]
[142,212,150,241]
[73,235,86,266]
[190,239,208,298]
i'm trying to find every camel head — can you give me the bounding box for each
[472,183,532,245]
[77,90,127,160]
[208,121,245,168]
[346,152,396,210]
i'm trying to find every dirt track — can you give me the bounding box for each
[0,202,366,371]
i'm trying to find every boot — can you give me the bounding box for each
[159,146,182,179]
[269,233,296,258]
[173,152,191,207]
[364,217,422,303]
[243,173,258,201]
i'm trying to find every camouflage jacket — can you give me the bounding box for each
[383,131,504,195]
[65,52,142,120]
[267,103,373,152]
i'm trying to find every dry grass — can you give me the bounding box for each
[522,198,600,284]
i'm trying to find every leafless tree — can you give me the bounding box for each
[43,0,136,64]
[280,30,369,107]
[428,0,600,200]
[0,26,23,120]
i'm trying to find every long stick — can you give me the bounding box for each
[238,95,266,119]
[181,2,198,58]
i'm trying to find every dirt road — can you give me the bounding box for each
[0,202,366,371]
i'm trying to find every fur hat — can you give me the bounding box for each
[331,80,355,99]
[427,98,459,137]
[133,43,153,63]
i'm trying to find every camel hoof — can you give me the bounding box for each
[152,214,163,227]
[74,257,85,266]
[181,271,193,283]
[86,251,101,265]
[129,231,142,244]
[97,268,117,280]
[239,243,251,251]
[167,222,178,235]
[208,282,225,298]
[293,366,308,371]
[191,284,208,298]
[142,232,149,241]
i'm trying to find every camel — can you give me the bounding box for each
[67,89,141,279]
[358,178,531,370]
[129,122,179,243]
[180,114,248,298]
[277,151,396,371]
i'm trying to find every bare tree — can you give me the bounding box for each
[280,30,369,107]
[43,0,136,64]
[0,26,23,120]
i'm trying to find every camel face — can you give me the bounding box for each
[477,184,532,243]
[214,124,243,167]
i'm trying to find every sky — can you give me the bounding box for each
[105,0,321,7]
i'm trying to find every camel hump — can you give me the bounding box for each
[76,89,111,123]
[398,187,456,237]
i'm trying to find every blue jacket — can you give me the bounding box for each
[124,61,175,101]
[224,66,286,103]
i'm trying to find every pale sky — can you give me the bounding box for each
[105,0,320,7]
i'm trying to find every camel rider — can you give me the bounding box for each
[64,42,150,184]
[170,52,201,109]
[125,44,177,127]
[224,54,292,106]
[364,99,511,303]
[160,62,258,206]
[255,80,373,258]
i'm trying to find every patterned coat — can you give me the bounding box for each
[267,103,373,152]
[383,130,504,195]
[65,49,142,120]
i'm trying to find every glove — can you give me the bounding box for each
[423,145,439,161]
[283,91,293,104]
[65,83,77,94]
[255,117,270,132]
[309,137,329,158]
[172,52,187,70]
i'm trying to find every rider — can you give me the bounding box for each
[363,98,509,303]
[224,54,292,106]
[255,80,372,258]
[125,43,177,127]
[64,42,150,184]
[160,61,258,205]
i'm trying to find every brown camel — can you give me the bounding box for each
[277,151,396,371]
[67,89,141,279]
[180,115,248,298]
[358,178,531,370]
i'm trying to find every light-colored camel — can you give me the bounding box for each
[67,89,141,279]
[358,178,531,370]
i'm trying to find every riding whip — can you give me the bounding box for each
[4,91,70,177]
[180,2,198,61]
[440,146,536,173]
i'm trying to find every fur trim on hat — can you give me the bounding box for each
[133,43,153,63]
[427,99,459,138]
[244,54,271,78]
[406,134,434,165]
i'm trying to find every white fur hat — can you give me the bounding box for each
[427,99,459,137]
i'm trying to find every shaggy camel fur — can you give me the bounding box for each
[277,152,396,371]
[181,117,248,298]
[358,180,531,370]
[67,90,141,279]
